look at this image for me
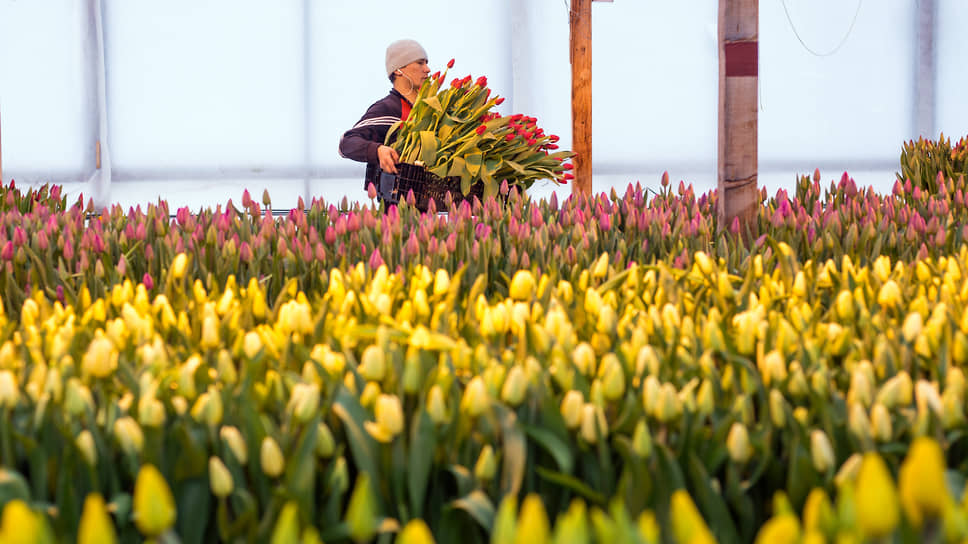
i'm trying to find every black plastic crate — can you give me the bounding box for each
[376,163,484,212]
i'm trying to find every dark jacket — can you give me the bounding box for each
[339,89,409,190]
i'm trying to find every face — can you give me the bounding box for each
[397,58,430,87]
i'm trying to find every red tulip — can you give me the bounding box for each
[562,163,574,170]
[447,58,455,68]
[495,97,505,105]
[476,76,488,87]
[476,125,486,136]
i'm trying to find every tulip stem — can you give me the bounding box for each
[0,408,11,468]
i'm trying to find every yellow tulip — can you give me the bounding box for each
[670,490,716,544]
[220,426,248,465]
[260,436,285,478]
[727,422,753,464]
[560,390,584,429]
[514,494,550,544]
[899,437,948,527]
[133,464,176,537]
[397,519,436,544]
[854,453,899,538]
[209,456,234,498]
[77,493,118,544]
[509,270,536,301]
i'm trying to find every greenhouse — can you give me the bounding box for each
[0,1,968,542]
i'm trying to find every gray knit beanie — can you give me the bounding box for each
[385,39,428,77]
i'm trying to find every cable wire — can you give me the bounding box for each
[780,0,863,57]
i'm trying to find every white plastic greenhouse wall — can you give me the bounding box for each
[1,1,967,213]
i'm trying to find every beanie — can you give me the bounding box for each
[385,39,428,77]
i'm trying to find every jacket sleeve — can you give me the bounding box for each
[339,98,401,164]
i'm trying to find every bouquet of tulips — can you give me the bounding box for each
[386,59,575,198]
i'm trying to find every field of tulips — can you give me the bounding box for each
[1,151,968,542]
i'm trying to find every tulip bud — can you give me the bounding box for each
[632,419,653,458]
[899,437,948,527]
[769,389,787,428]
[835,290,855,322]
[509,496,550,544]
[133,464,176,537]
[761,350,787,387]
[509,270,536,301]
[171,252,189,280]
[243,331,263,359]
[359,345,386,382]
[870,403,893,442]
[346,473,378,543]
[365,394,404,443]
[695,379,715,418]
[0,370,19,409]
[853,453,900,539]
[271,502,300,544]
[114,416,145,456]
[76,430,97,467]
[727,422,753,464]
[426,385,448,424]
[474,445,497,481]
[915,379,943,417]
[138,396,166,428]
[560,390,583,429]
[260,436,285,478]
[598,354,625,402]
[579,403,608,443]
[398,519,436,544]
[654,383,682,423]
[847,403,873,448]
[82,331,118,379]
[461,377,490,417]
[670,490,716,544]
[902,312,923,343]
[209,456,234,498]
[810,430,835,473]
[288,382,320,424]
[877,280,902,308]
[190,386,224,427]
[78,493,118,544]
[220,426,248,465]
[501,365,528,407]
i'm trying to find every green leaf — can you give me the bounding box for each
[285,415,319,519]
[408,410,436,519]
[418,131,439,166]
[447,490,495,532]
[422,96,443,113]
[175,476,212,544]
[521,423,574,474]
[465,152,483,177]
[534,466,606,505]
[497,406,526,498]
[686,452,741,544]
[333,388,382,489]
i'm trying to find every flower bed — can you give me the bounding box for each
[0,165,966,541]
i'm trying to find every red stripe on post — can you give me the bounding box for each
[725,41,758,77]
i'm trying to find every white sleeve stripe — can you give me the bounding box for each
[352,116,400,129]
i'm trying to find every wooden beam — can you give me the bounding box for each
[718,0,759,236]
[570,0,592,195]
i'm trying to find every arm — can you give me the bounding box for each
[339,98,401,170]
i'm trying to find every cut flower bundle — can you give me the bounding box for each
[386,59,575,198]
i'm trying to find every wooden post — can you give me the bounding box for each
[570,0,592,195]
[718,0,758,236]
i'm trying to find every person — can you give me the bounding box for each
[339,39,431,194]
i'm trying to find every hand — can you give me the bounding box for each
[377,145,400,174]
